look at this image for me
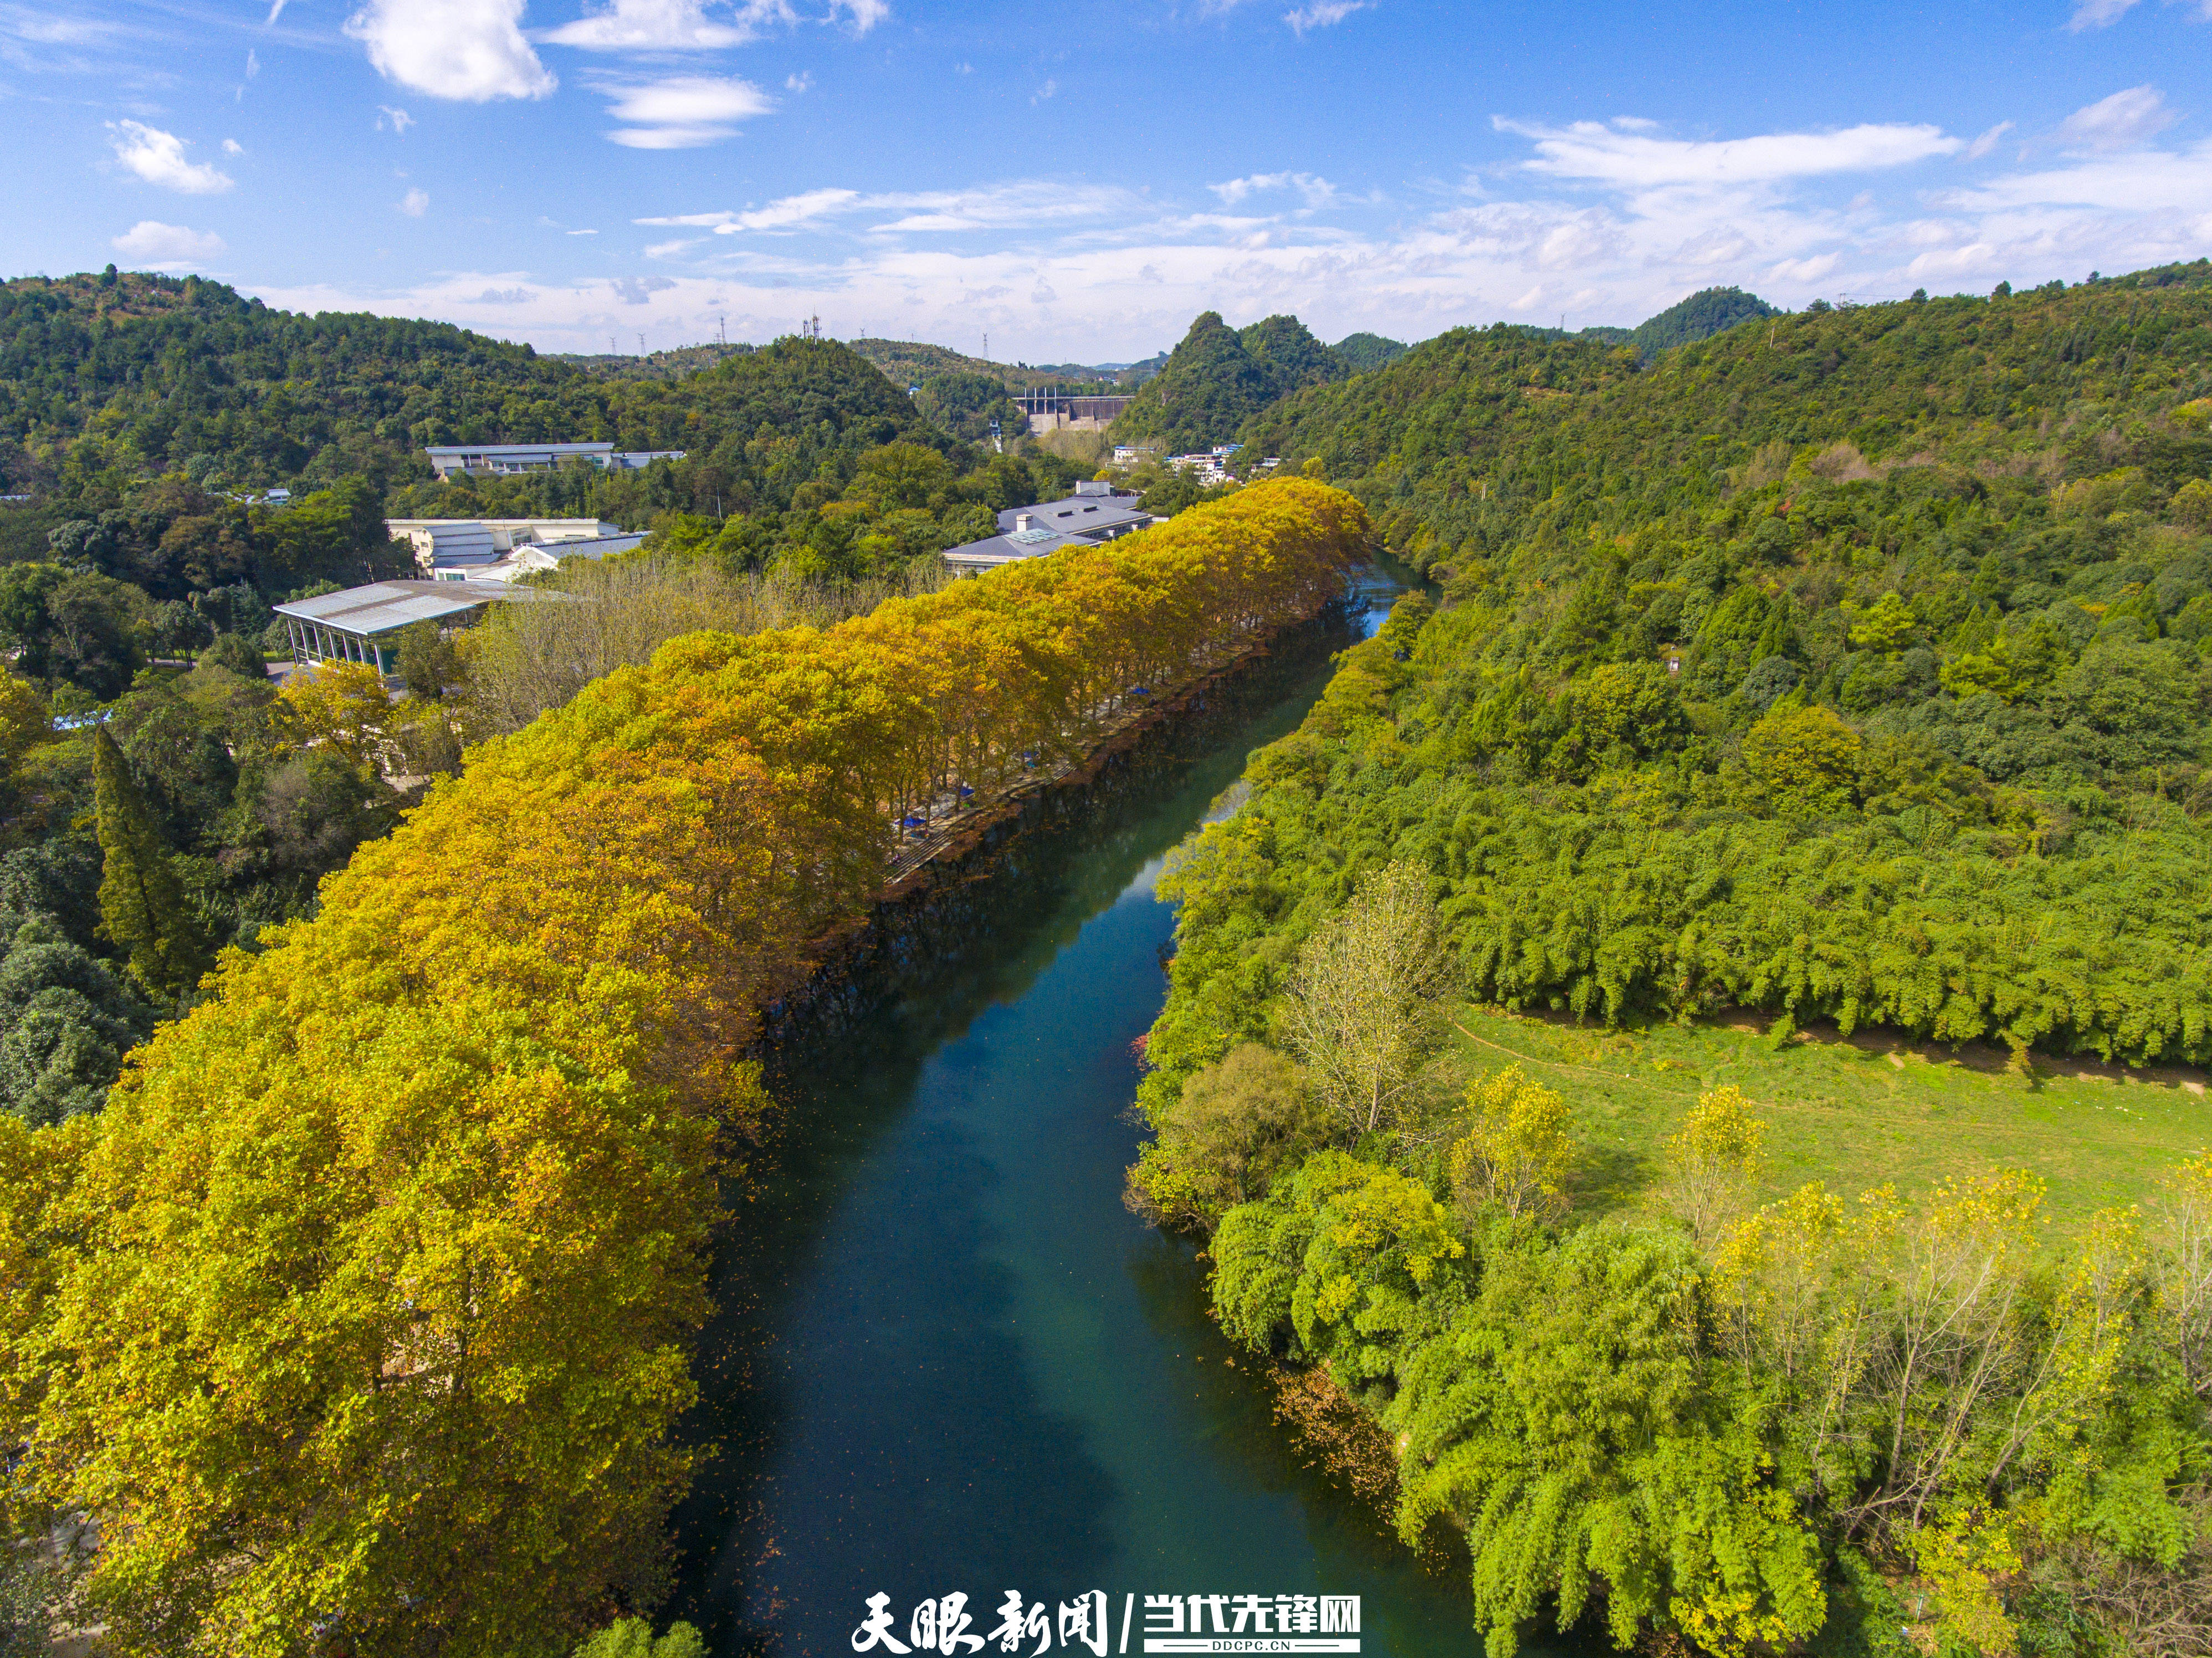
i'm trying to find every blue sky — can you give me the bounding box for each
[6,0,2211,359]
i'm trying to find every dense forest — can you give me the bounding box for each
[1110,311,1348,453]
[1130,260,2212,1655]
[1332,331,1410,373]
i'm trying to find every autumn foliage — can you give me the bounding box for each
[1,480,1368,1655]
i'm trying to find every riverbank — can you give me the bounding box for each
[754,588,1364,1046]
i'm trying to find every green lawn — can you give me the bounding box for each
[1445,1005,2212,1237]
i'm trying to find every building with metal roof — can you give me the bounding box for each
[433,532,649,585]
[422,443,687,479]
[946,482,1154,578]
[943,525,1092,577]
[992,482,1151,540]
[386,518,627,576]
[272,580,553,675]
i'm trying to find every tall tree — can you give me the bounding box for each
[90,726,207,1001]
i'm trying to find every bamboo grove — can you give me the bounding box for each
[0,479,1367,1657]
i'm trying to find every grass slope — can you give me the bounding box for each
[1450,1004,2211,1236]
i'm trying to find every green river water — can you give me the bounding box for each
[667,569,1546,1657]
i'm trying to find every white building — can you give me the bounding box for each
[945,483,1154,577]
[422,443,687,479]
[272,580,559,675]
[430,532,649,584]
[386,518,634,577]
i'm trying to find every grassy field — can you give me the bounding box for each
[1445,1005,2212,1238]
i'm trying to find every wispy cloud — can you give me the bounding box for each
[1963,120,2013,161]
[1284,0,1366,35]
[544,0,784,50]
[598,73,774,146]
[2056,84,2175,149]
[106,121,233,194]
[1211,171,1337,208]
[2068,0,2141,28]
[376,104,415,132]
[1503,116,1961,188]
[398,186,429,214]
[112,220,226,264]
[711,187,861,231]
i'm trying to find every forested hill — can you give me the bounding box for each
[1111,311,1346,453]
[1629,283,1776,355]
[1243,261,2212,574]
[1130,257,2212,1658]
[0,270,587,495]
[1168,257,2212,1075]
[1330,331,1407,372]
[0,272,935,508]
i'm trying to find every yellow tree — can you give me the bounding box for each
[1450,1065,1574,1220]
[279,660,396,772]
[1660,1084,1766,1244]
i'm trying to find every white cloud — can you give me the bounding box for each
[377,105,416,132]
[221,137,244,156]
[244,47,259,78]
[635,211,738,227]
[345,0,555,102]
[544,0,877,48]
[112,220,226,264]
[611,275,677,304]
[106,121,233,195]
[475,285,534,303]
[1284,0,1366,34]
[1211,171,1337,208]
[2056,84,2175,150]
[544,0,780,50]
[399,186,429,214]
[601,74,773,146]
[785,69,812,93]
[245,111,2212,360]
[1504,117,1960,187]
[706,187,860,231]
[1031,78,1056,105]
[568,227,599,235]
[265,0,288,20]
[1768,251,1840,282]
[1963,120,2013,161]
[2068,0,2141,27]
[1937,134,2212,212]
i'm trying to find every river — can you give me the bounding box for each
[667,565,1499,1656]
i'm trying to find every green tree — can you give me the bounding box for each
[1125,1042,1330,1230]
[90,726,208,1001]
[1740,703,1862,816]
[575,1619,705,1658]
